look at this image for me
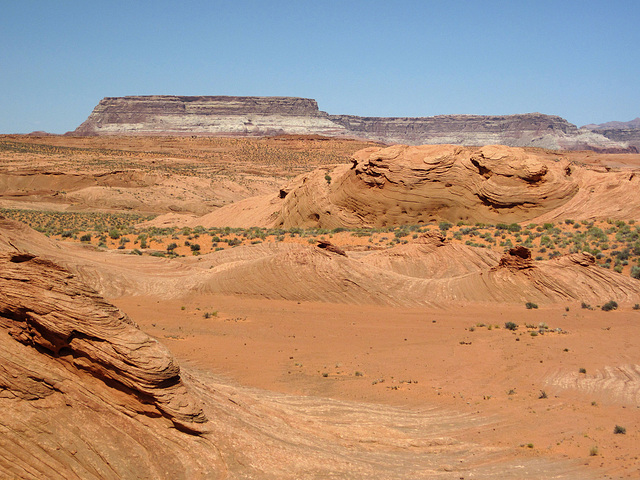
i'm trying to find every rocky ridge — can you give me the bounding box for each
[72,96,634,152]
[583,118,640,151]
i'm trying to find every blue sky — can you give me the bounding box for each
[1,0,638,133]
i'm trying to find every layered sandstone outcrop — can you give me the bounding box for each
[273,144,582,228]
[0,225,223,477]
[0,250,207,433]
[72,95,634,152]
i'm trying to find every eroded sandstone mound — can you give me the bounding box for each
[230,144,637,229]
[268,145,576,228]
[191,237,640,306]
[359,231,502,279]
[0,240,225,477]
[3,214,639,310]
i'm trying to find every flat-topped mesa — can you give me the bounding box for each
[73,95,348,136]
[72,95,634,151]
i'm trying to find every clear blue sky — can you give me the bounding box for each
[1,0,638,133]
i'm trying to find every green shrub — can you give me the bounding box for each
[601,300,618,311]
[439,221,453,232]
[80,233,92,242]
[504,321,518,331]
[613,425,626,434]
[525,302,538,309]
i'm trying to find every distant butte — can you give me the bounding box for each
[72,95,637,152]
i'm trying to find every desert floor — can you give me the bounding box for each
[2,135,640,478]
[111,295,640,478]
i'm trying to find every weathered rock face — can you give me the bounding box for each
[0,250,207,433]
[262,143,640,229]
[593,129,640,151]
[73,95,634,152]
[0,227,223,477]
[273,144,581,228]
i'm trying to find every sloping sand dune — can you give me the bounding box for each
[359,231,502,279]
[5,217,638,307]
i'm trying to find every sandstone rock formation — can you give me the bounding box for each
[359,231,502,279]
[0,225,225,477]
[72,95,634,152]
[271,144,582,228]
[0,250,207,433]
[163,144,640,230]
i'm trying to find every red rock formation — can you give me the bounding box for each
[0,251,207,433]
[273,144,581,228]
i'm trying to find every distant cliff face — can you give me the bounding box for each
[74,95,348,137]
[72,96,634,152]
[582,118,640,151]
[592,129,640,151]
[326,113,621,151]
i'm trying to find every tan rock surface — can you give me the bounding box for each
[2,132,640,477]
[0,251,207,431]
[187,144,640,229]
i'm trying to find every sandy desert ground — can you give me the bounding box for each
[1,135,640,479]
